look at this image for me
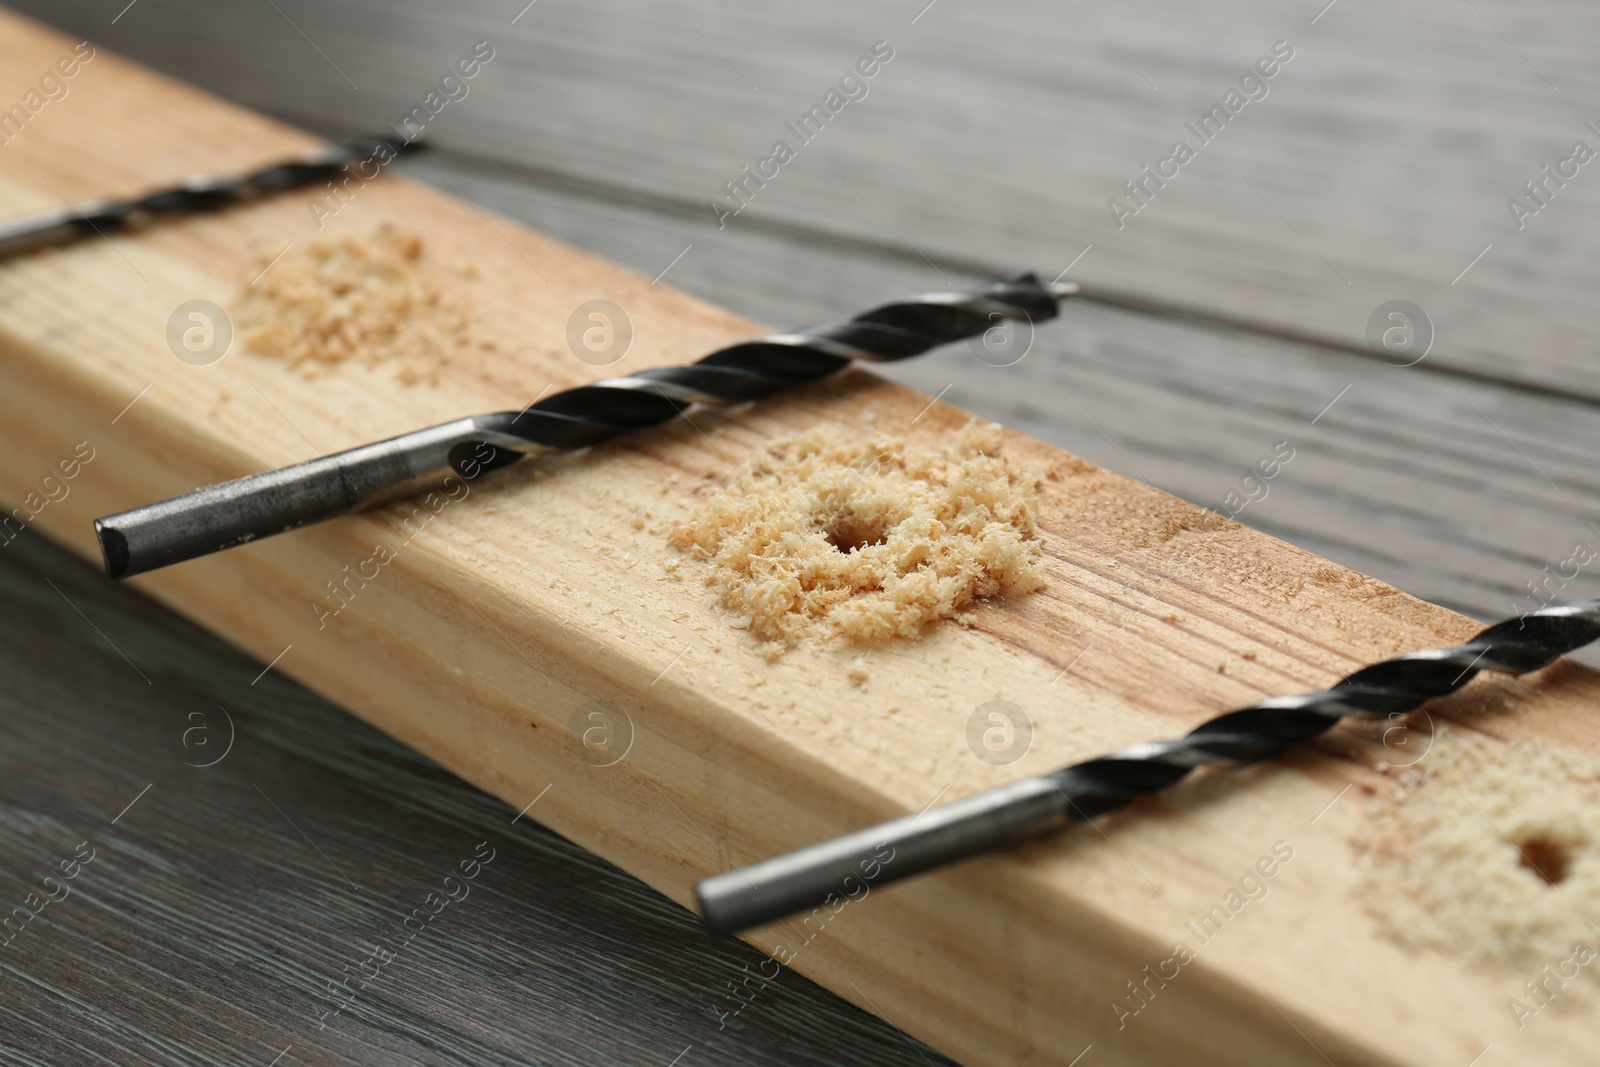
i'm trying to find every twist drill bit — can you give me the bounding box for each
[95,274,1078,579]
[0,135,422,260]
[696,599,1600,935]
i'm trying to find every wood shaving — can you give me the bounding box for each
[669,421,1045,645]
[236,224,471,384]
[1355,726,1600,970]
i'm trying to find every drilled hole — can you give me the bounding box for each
[1517,836,1571,886]
[824,514,888,554]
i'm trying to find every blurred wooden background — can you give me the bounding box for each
[3,1,1599,1063]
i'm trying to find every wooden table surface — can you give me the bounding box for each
[3,2,1599,1064]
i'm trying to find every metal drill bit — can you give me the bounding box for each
[94,274,1078,579]
[0,135,422,260]
[696,598,1600,935]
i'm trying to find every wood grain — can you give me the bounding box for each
[0,11,1596,1067]
[16,0,1600,398]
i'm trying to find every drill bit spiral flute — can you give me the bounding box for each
[0,136,421,259]
[696,599,1600,933]
[93,273,1076,578]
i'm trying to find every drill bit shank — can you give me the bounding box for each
[96,415,533,580]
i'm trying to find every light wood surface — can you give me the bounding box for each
[1,9,1597,1067]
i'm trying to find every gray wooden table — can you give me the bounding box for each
[4,1,1599,1064]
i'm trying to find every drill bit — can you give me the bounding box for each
[95,274,1078,579]
[0,135,422,260]
[696,598,1600,935]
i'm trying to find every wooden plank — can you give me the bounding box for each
[0,14,1596,1066]
[15,133,1600,1067]
[418,155,1600,661]
[14,72,1600,1067]
[17,0,1600,398]
[0,530,952,1066]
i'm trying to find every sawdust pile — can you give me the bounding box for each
[668,421,1045,645]
[236,224,473,384]
[1356,726,1600,970]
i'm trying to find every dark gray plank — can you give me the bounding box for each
[14,0,1600,397]
[0,529,952,1067]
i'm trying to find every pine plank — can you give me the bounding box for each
[0,13,1596,1066]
